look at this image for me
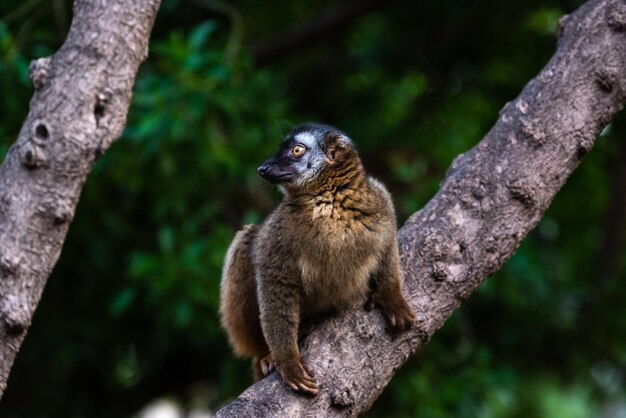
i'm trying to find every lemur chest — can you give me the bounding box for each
[295,210,381,312]
[298,252,377,314]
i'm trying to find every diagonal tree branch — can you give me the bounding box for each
[0,0,161,398]
[215,0,626,416]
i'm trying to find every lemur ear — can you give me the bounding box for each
[324,132,350,162]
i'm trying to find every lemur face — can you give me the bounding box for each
[257,123,353,187]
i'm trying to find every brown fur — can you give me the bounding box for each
[219,128,415,395]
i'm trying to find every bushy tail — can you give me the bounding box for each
[219,225,268,360]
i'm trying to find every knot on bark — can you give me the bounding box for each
[484,236,498,253]
[455,287,472,302]
[21,142,47,169]
[355,316,375,340]
[577,136,594,158]
[1,294,29,336]
[455,175,489,211]
[520,118,546,148]
[593,68,617,93]
[539,68,555,84]
[515,99,529,114]
[53,201,73,225]
[498,101,511,117]
[0,252,20,275]
[507,178,537,209]
[31,120,51,145]
[330,386,355,407]
[36,198,74,225]
[421,233,452,261]
[29,57,51,90]
[557,13,573,41]
[95,88,113,127]
[607,1,626,31]
[431,262,449,281]
[557,13,569,31]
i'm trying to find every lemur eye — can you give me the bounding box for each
[292,144,306,157]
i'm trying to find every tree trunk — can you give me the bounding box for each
[215,0,626,416]
[0,0,161,398]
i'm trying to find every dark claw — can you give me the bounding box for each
[260,354,275,376]
[277,357,319,396]
[383,301,416,335]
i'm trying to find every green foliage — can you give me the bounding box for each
[1,0,625,416]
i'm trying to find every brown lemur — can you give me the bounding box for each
[220,123,416,396]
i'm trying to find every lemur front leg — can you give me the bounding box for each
[366,240,416,334]
[257,272,319,395]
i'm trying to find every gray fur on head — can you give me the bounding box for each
[257,123,354,187]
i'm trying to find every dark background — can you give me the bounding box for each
[1,0,625,416]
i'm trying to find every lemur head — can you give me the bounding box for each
[257,123,358,189]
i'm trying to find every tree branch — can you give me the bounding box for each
[215,0,626,416]
[0,0,161,398]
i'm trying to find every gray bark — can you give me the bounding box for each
[215,0,626,416]
[0,0,161,398]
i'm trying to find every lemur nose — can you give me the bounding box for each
[257,165,269,175]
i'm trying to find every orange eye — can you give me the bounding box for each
[292,144,305,157]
